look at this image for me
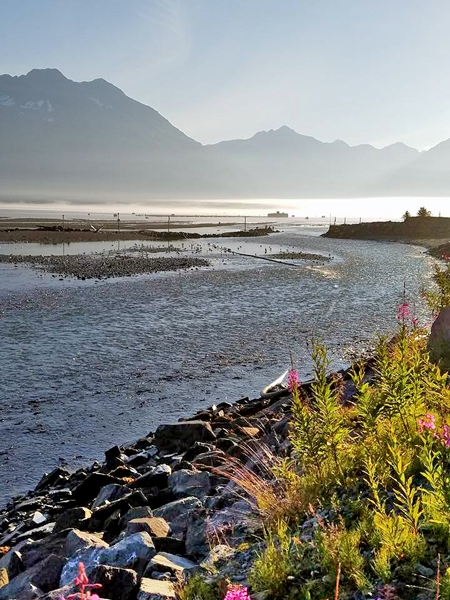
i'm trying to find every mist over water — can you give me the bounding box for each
[0,223,435,506]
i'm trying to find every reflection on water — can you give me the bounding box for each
[0,227,435,505]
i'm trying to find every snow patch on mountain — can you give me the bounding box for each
[21,100,54,112]
[0,95,15,107]
[89,97,112,109]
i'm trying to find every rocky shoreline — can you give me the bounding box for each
[0,255,210,280]
[0,365,363,600]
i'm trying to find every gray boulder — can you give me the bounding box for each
[0,549,23,579]
[125,517,170,539]
[92,484,129,509]
[146,552,199,577]
[168,469,211,499]
[153,422,215,453]
[100,532,156,575]
[65,529,109,558]
[54,507,92,532]
[91,565,138,600]
[429,307,450,367]
[153,497,202,538]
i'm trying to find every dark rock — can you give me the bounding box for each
[130,465,172,490]
[22,530,68,569]
[121,507,153,526]
[87,490,148,529]
[144,489,176,510]
[35,468,70,491]
[182,442,215,462]
[0,569,7,590]
[73,473,123,505]
[185,509,209,557]
[0,553,64,598]
[100,532,156,576]
[145,552,199,577]
[54,507,92,532]
[153,497,202,539]
[168,470,211,499]
[0,549,23,579]
[153,422,215,453]
[429,307,450,367]
[153,537,185,556]
[92,484,130,510]
[92,565,139,600]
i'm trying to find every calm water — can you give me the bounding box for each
[0,226,435,506]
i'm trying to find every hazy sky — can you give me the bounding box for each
[3,0,450,150]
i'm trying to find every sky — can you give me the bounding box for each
[3,0,450,151]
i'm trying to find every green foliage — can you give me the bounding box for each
[440,567,450,600]
[316,519,371,592]
[417,206,432,217]
[402,210,411,221]
[177,574,225,600]
[248,520,304,597]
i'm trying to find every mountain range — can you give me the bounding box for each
[1,68,449,203]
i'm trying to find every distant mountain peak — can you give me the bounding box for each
[25,68,69,83]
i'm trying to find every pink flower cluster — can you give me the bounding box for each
[61,562,102,600]
[224,584,252,600]
[397,301,418,328]
[418,413,436,432]
[288,368,299,392]
[418,414,450,447]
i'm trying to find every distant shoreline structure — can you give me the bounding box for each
[267,210,288,218]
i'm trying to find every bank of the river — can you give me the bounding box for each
[0,364,355,600]
[322,216,450,247]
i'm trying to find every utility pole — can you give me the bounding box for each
[244,215,247,232]
[62,214,65,229]
[117,212,120,234]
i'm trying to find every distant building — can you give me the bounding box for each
[268,211,289,218]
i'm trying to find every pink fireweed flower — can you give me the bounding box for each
[62,562,102,600]
[288,369,299,391]
[418,413,436,433]
[224,584,252,600]
[440,424,450,448]
[397,302,411,322]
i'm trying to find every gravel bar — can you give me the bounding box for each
[0,254,210,280]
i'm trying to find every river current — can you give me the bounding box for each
[0,226,435,506]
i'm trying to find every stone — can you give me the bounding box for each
[35,467,70,491]
[22,530,68,569]
[60,546,105,586]
[92,484,129,509]
[138,578,175,599]
[185,509,209,557]
[168,470,211,499]
[201,544,236,569]
[153,497,202,539]
[73,473,123,505]
[182,442,215,462]
[16,522,55,542]
[100,532,156,575]
[121,507,153,526]
[65,529,108,557]
[146,552,199,576]
[0,553,64,598]
[125,517,170,539]
[40,585,74,600]
[417,564,434,578]
[429,307,450,367]
[92,565,138,600]
[0,569,8,589]
[31,511,47,525]
[153,537,185,555]
[153,422,215,453]
[54,507,92,532]
[130,465,172,490]
[0,549,23,579]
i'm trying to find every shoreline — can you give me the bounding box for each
[0,362,361,599]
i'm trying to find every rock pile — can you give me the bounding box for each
[0,365,365,599]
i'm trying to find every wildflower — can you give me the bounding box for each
[288,369,299,391]
[61,562,102,599]
[440,424,450,448]
[397,302,411,322]
[417,413,436,433]
[224,584,252,600]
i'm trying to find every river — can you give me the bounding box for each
[0,225,435,506]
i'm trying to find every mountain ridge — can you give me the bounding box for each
[0,68,448,202]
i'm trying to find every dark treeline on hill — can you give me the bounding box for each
[3,68,450,203]
[323,216,450,241]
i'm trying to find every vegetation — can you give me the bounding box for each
[177,268,450,599]
[417,206,432,217]
[402,210,411,220]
